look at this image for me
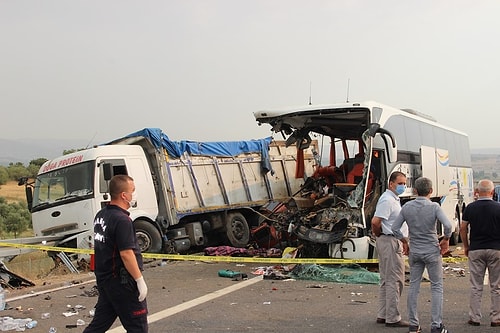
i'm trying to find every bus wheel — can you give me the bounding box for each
[225,212,250,248]
[135,220,162,253]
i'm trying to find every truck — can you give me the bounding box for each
[253,100,474,259]
[21,128,317,254]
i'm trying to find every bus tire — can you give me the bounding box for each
[225,212,250,248]
[135,220,162,253]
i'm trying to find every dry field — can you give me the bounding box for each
[0,180,27,203]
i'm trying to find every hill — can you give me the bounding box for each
[0,138,88,165]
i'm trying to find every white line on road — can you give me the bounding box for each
[107,275,263,333]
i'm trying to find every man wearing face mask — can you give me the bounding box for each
[371,171,409,327]
[84,174,148,333]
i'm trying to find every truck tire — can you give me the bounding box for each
[135,220,162,253]
[225,212,250,248]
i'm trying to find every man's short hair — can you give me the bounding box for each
[389,171,406,183]
[109,175,134,198]
[414,177,432,196]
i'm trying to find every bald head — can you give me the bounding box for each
[477,179,494,198]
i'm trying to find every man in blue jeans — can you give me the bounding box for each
[392,177,452,333]
[371,171,409,327]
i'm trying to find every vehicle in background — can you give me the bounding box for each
[494,185,500,202]
[254,100,474,258]
[21,128,317,254]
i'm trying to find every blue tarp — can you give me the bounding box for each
[108,128,273,173]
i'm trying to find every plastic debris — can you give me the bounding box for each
[291,264,380,284]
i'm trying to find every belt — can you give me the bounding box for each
[381,233,395,237]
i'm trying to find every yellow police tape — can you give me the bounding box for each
[0,242,468,265]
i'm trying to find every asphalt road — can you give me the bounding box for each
[0,248,496,333]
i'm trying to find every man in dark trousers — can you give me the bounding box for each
[84,174,148,333]
[460,179,500,327]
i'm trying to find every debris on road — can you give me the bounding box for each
[0,264,35,289]
[217,269,248,280]
[204,246,282,257]
[291,264,380,284]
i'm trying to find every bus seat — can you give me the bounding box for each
[347,163,374,195]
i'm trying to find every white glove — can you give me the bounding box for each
[135,276,148,302]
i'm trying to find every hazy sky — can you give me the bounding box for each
[1,1,499,149]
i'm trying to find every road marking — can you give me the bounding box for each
[6,279,96,302]
[107,275,264,333]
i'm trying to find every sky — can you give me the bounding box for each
[1,1,499,150]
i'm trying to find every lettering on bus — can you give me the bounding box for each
[40,154,84,173]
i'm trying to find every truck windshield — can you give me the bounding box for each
[33,161,95,209]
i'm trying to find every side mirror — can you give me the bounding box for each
[369,123,398,163]
[103,163,113,181]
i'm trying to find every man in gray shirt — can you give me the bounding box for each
[392,177,452,333]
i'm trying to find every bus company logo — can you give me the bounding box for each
[437,151,449,166]
[41,154,84,173]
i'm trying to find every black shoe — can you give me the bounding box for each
[431,324,451,333]
[491,321,500,327]
[409,325,421,333]
[376,318,385,324]
[468,319,480,326]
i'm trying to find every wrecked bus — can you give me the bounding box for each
[254,100,474,259]
[22,129,317,254]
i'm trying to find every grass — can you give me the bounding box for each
[0,180,27,203]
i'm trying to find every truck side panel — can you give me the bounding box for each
[165,141,318,220]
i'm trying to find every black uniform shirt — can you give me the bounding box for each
[463,198,500,251]
[93,204,143,282]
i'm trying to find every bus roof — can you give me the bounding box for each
[254,100,468,138]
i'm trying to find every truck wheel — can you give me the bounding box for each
[225,212,250,248]
[135,220,162,253]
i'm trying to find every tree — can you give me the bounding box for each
[0,166,8,185]
[27,158,47,178]
[63,148,80,155]
[7,162,30,181]
[0,198,30,238]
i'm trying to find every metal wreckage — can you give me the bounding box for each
[251,101,472,259]
[251,104,391,260]
[251,129,377,259]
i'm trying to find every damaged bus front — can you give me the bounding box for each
[254,101,473,259]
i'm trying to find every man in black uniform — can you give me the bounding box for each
[84,175,148,333]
